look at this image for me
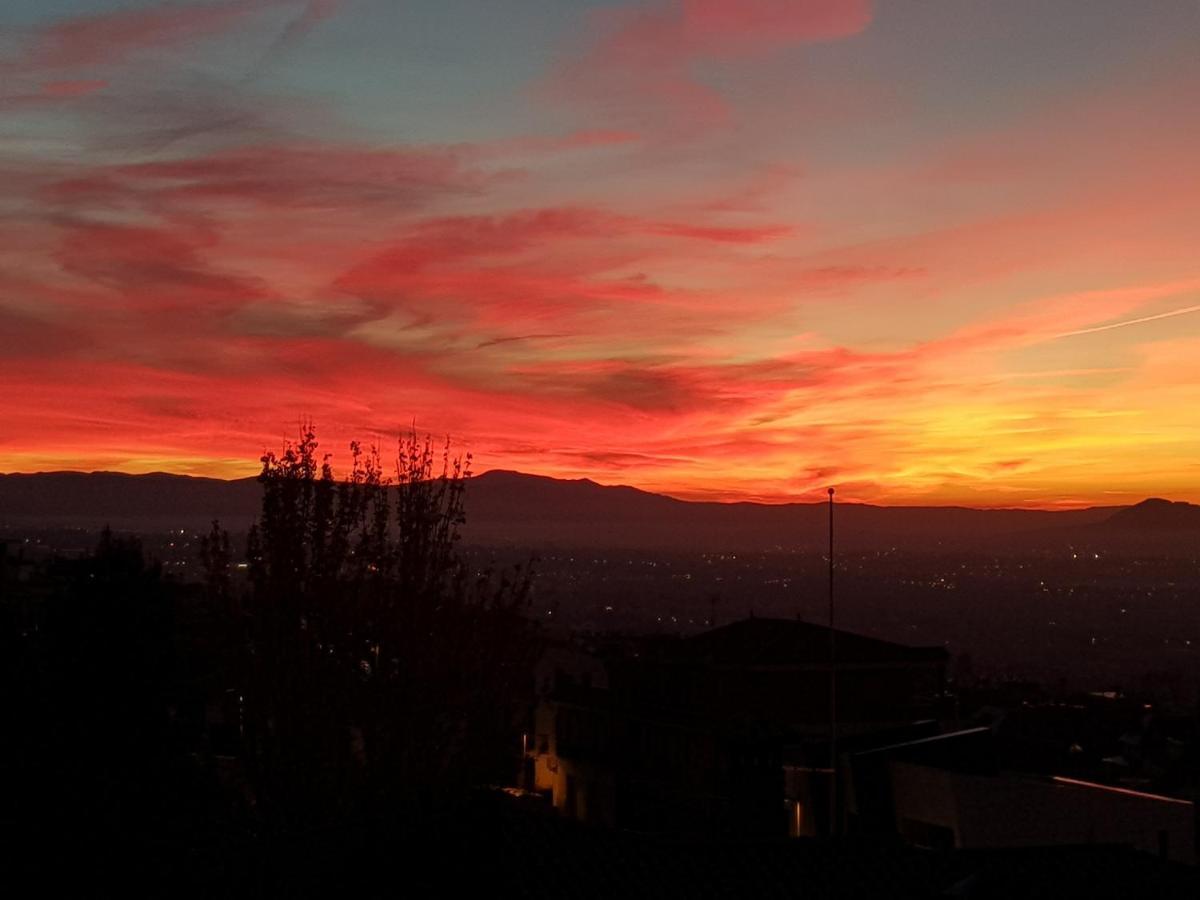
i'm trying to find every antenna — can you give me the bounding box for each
[828,486,837,835]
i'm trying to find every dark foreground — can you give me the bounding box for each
[6,792,1196,899]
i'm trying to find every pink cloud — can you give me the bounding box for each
[40,79,109,97]
[547,0,873,135]
[697,163,803,212]
[18,0,269,71]
[1,1,341,117]
[678,0,873,56]
[648,221,792,243]
[481,129,642,157]
[105,143,488,209]
[52,220,272,314]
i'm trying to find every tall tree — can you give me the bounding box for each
[225,424,534,832]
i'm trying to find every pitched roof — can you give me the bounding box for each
[678,617,948,667]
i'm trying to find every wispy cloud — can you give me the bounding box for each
[545,0,872,137]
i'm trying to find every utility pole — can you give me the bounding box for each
[828,486,837,836]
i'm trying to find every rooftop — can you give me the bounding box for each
[678,617,949,667]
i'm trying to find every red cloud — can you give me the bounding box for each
[53,220,271,313]
[335,205,790,306]
[649,222,792,243]
[330,205,791,341]
[40,80,109,97]
[349,206,789,264]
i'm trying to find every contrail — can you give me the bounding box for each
[1056,303,1200,339]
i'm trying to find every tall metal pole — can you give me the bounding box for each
[828,487,837,836]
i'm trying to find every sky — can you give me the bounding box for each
[1,0,1198,506]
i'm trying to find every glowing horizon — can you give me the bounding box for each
[2,1,1199,508]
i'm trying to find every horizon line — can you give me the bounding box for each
[0,466,1172,512]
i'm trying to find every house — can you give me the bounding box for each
[843,724,1196,864]
[526,617,949,835]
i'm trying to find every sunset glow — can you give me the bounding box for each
[2,0,1199,505]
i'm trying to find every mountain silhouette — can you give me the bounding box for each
[461,471,1115,550]
[0,471,261,529]
[0,468,1118,554]
[1,468,1169,552]
[1099,497,1200,531]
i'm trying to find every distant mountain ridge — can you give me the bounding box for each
[2,468,1180,554]
[460,471,1122,551]
[0,470,262,528]
[1100,497,1200,531]
[1,469,1193,552]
